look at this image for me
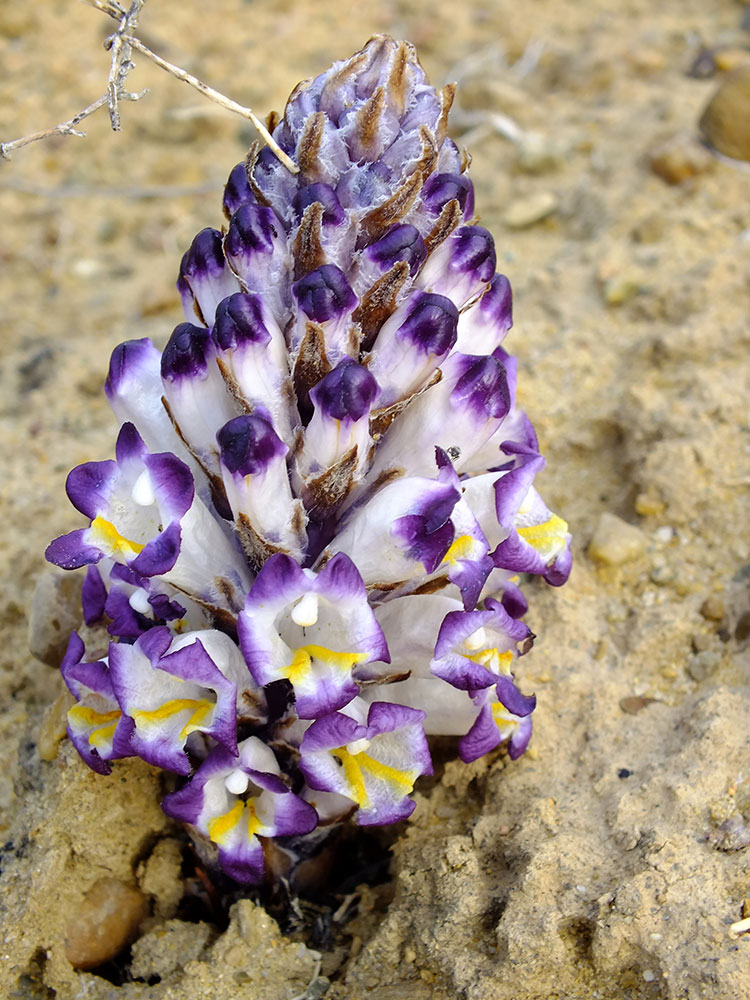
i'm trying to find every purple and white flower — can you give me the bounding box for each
[162,736,317,883]
[300,697,432,825]
[239,553,389,718]
[45,36,571,884]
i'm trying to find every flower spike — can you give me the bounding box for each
[45,35,570,885]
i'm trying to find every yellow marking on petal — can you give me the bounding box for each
[68,705,121,728]
[466,648,514,675]
[517,514,568,561]
[89,721,119,749]
[208,798,262,847]
[285,647,312,684]
[442,534,478,565]
[67,706,122,750]
[283,645,368,684]
[89,516,146,560]
[358,753,418,792]
[333,747,369,807]
[208,799,244,845]
[334,747,417,808]
[491,701,520,735]
[131,697,214,740]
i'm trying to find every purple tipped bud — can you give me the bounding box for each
[455,273,512,355]
[293,264,358,323]
[451,356,510,420]
[421,172,475,219]
[225,203,282,263]
[449,227,496,283]
[365,224,427,276]
[293,183,346,227]
[311,358,378,422]
[213,293,271,352]
[416,225,497,308]
[366,291,458,407]
[217,412,288,478]
[181,228,225,282]
[223,162,256,218]
[397,293,458,356]
[179,228,240,326]
[161,323,212,381]
[480,273,512,328]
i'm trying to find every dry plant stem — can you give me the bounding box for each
[1,0,298,174]
[0,93,145,160]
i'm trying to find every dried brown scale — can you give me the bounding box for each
[292,202,327,279]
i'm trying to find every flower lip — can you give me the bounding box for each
[293,182,346,226]
[365,223,427,275]
[161,323,212,381]
[293,264,358,322]
[310,358,378,422]
[212,293,272,352]
[217,411,288,477]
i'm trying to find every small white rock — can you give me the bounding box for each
[588,512,648,566]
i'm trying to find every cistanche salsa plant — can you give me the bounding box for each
[47,36,571,884]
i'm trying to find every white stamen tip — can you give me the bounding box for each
[128,588,152,615]
[464,627,488,651]
[346,738,370,756]
[225,769,250,796]
[131,470,156,507]
[291,591,319,627]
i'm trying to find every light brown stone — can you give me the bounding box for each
[64,878,149,970]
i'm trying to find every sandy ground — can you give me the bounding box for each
[0,1,749,997]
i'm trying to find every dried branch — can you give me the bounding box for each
[0,0,298,174]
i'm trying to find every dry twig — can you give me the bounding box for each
[0,0,298,174]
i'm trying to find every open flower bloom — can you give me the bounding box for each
[239,553,389,718]
[162,736,317,883]
[300,698,432,825]
[109,627,255,775]
[46,36,571,884]
[46,422,250,615]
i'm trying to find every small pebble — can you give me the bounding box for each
[699,65,750,162]
[619,697,660,715]
[502,191,558,229]
[65,877,149,970]
[700,595,725,621]
[649,563,674,586]
[643,969,656,983]
[654,526,674,544]
[588,512,648,565]
[686,651,721,682]
[602,274,641,307]
[692,633,712,653]
[515,132,566,174]
[648,133,713,185]
[635,492,666,517]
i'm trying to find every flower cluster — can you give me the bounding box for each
[47,36,571,884]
